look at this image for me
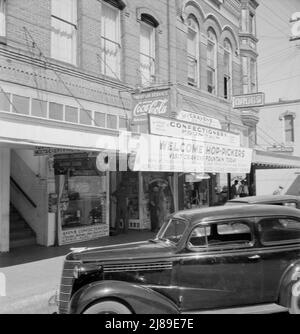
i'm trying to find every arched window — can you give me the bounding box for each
[187,15,200,87]
[207,28,217,94]
[0,0,6,38]
[101,0,124,79]
[223,39,233,100]
[140,14,157,86]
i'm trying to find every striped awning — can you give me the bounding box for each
[252,150,300,169]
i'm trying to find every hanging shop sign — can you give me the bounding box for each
[133,133,253,174]
[232,92,265,109]
[176,110,222,129]
[149,115,241,147]
[132,88,170,124]
[34,147,79,156]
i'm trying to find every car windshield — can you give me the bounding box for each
[156,218,188,245]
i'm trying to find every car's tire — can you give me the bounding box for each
[83,301,132,314]
[288,280,300,314]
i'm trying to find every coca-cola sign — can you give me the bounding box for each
[132,89,170,124]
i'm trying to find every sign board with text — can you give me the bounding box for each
[132,89,170,124]
[149,115,241,147]
[233,92,265,109]
[61,224,109,245]
[176,110,222,129]
[133,133,253,174]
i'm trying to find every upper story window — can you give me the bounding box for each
[249,13,256,36]
[242,56,248,94]
[140,14,157,86]
[101,1,122,79]
[284,115,295,143]
[207,28,217,95]
[0,0,6,38]
[241,9,256,36]
[51,0,77,65]
[223,39,233,100]
[250,58,257,93]
[187,15,199,87]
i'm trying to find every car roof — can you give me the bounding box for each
[227,195,300,204]
[172,204,300,225]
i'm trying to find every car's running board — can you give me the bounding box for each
[184,304,288,314]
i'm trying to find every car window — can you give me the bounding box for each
[218,222,251,235]
[259,217,300,245]
[160,219,188,245]
[208,221,252,247]
[188,226,211,247]
[188,221,252,249]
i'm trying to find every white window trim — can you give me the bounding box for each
[101,1,121,79]
[140,20,156,86]
[51,0,78,66]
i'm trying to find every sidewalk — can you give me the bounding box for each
[0,230,155,314]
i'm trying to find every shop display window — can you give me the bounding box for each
[183,176,210,209]
[60,173,107,229]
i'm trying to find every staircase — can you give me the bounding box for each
[10,204,36,248]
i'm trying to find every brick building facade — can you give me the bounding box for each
[0,0,259,252]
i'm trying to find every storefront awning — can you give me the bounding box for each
[252,150,300,169]
[0,115,119,152]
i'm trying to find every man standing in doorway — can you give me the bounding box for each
[112,183,129,234]
[231,180,239,199]
[149,185,160,232]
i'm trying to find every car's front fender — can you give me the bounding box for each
[69,280,180,314]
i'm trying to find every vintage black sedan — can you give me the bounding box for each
[57,204,300,314]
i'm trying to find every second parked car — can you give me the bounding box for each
[226,195,300,209]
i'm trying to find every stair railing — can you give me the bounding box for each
[10,177,37,209]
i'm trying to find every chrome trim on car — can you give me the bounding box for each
[103,262,173,273]
[58,260,81,314]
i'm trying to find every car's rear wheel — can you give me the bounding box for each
[289,281,300,314]
[83,301,132,314]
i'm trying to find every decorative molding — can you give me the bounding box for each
[279,111,296,121]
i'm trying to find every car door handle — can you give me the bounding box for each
[248,255,261,261]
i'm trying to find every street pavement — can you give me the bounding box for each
[0,256,64,314]
[0,231,155,314]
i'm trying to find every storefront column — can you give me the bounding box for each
[0,148,10,252]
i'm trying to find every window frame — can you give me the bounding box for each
[187,15,200,87]
[223,39,233,100]
[258,216,300,246]
[100,0,122,79]
[139,19,156,86]
[284,115,295,143]
[0,0,6,39]
[187,219,255,252]
[250,58,257,93]
[207,29,218,95]
[51,0,78,65]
